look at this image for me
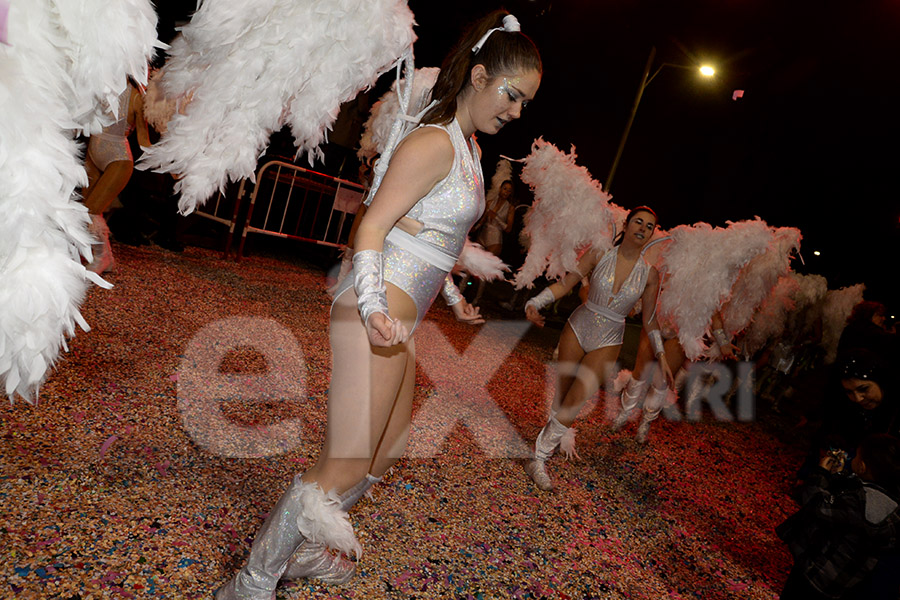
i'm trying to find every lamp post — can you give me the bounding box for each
[605,46,715,192]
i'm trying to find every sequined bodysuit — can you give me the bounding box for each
[333,118,484,330]
[567,247,652,353]
[87,85,134,170]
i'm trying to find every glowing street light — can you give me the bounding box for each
[813,250,821,256]
[606,47,717,191]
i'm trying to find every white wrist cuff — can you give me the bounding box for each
[353,250,389,324]
[441,275,464,306]
[525,288,555,312]
[648,329,665,357]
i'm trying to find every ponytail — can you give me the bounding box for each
[422,10,541,125]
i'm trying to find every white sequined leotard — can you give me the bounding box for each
[87,85,134,170]
[334,118,484,330]
[567,247,652,353]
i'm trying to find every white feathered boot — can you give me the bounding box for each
[281,474,381,585]
[215,475,361,600]
[525,416,570,491]
[87,214,115,274]
[636,385,668,443]
[611,376,650,432]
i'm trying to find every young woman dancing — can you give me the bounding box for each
[523,207,673,491]
[82,80,150,273]
[216,11,541,599]
[612,310,737,442]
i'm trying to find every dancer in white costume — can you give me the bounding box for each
[612,223,801,441]
[215,11,541,599]
[83,81,151,273]
[523,207,673,491]
[612,310,737,442]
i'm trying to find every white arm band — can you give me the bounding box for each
[648,329,665,357]
[441,275,464,306]
[353,250,389,324]
[713,328,730,349]
[525,288,556,312]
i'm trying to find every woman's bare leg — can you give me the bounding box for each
[302,283,417,495]
[552,322,585,414]
[636,337,686,442]
[368,337,416,478]
[82,156,101,201]
[555,345,621,427]
[526,342,620,490]
[83,159,133,215]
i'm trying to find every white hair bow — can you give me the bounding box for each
[472,14,521,54]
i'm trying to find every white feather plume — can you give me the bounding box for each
[741,275,801,357]
[515,139,615,288]
[720,226,801,338]
[656,219,773,360]
[1,0,146,403]
[559,427,579,461]
[820,284,865,364]
[292,478,362,560]
[612,369,633,394]
[455,240,509,281]
[54,0,160,134]
[787,273,828,338]
[142,65,178,134]
[139,0,416,215]
[357,66,440,163]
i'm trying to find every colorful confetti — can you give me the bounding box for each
[0,242,810,598]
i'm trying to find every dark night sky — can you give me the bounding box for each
[158,0,900,311]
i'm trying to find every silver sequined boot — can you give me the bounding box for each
[611,376,650,432]
[281,474,381,585]
[87,214,115,274]
[636,385,668,443]
[215,475,361,600]
[525,416,570,491]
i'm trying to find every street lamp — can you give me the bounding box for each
[605,46,716,192]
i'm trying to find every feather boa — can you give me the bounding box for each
[0,0,155,403]
[657,219,773,360]
[515,139,615,288]
[139,0,416,215]
[357,66,439,163]
[820,284,865,364]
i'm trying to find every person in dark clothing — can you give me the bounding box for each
[801,349,900,480]
[824,350,898,451]
[778,434,900,599]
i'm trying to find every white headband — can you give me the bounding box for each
[471,14,521,54]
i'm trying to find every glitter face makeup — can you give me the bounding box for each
[497,78,530,111]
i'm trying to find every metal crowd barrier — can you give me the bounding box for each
[234,160,366,260]
[193,181,248,258]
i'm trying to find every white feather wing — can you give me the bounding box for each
[515,139,614,288]
[140,0,416,215]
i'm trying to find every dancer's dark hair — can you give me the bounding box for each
[613,206,658,246]
[422,10,542,126]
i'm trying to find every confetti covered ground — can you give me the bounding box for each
[1,241,815,599]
